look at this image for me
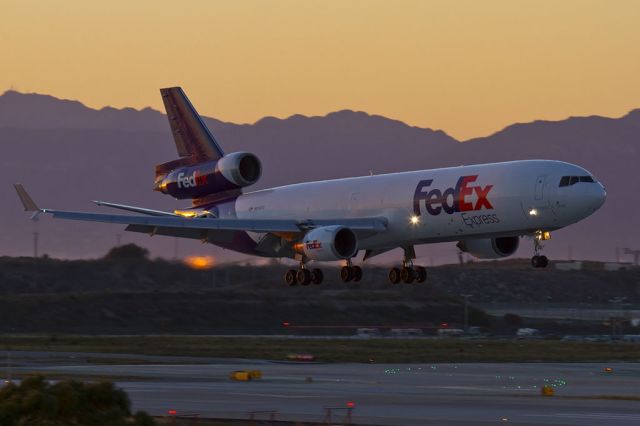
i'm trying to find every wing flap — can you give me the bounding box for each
[125,224,238,243]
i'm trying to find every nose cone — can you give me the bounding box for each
[589,184,607,212]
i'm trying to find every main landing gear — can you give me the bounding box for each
[531,231,550,268]
[340,259,363,283]
[284,262,324,286]
[388,246,427,284]
[284,258,364,286]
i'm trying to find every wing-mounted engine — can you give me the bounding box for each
[154,152,261,200]
[457,236,519,259]
[296,225,358,261]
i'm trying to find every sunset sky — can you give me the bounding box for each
[1,0,639,139]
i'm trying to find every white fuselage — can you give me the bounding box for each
[222,160,605,252]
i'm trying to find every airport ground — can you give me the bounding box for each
[1,335,640,363]
[3,349,640,425]
[1,255,639,424]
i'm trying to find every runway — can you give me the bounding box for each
[7,352,640,425]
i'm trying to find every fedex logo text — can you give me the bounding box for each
[177,172,207,188]
[413,175,494,216]
[306,241,322,250]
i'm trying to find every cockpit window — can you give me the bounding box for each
[559,175,596,187]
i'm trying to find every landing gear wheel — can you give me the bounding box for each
[531,255,549,268]
[296,269,312,285]
[388,267,401,284]
[414,266,427,283]
[340,266,354,282]
[311,268,324,285]
[539,255,548,268]
[352,265,363,282]
[285,269,298,286]
[531,256,540,268]
[401,267,415,284]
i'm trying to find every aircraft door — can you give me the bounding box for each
[534,175,546,200]
[349,192,360,213]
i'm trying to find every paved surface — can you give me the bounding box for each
[5,352,640,425]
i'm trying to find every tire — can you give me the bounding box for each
[352,266,363,282]
[388,267,401,284]
[340,266,353,282]
[285,269,297,286]
[311,268,324,285]
[415,266,427,283]
[540,255,549,268]
[297,269,312,286]
[531,256,540,268]
[401,267,415,284]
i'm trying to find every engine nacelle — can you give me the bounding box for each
[155,152,261,199]
[299,226,358,261]
[457,236,519,259]
[217,152,262,187]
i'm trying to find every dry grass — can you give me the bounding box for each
[1,335,639,363]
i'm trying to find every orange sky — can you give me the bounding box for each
[1,0,639,139]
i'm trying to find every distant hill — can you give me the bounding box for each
[0,90,637,263]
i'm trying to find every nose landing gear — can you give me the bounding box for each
[388,246,427,284]
[531,231,550,268]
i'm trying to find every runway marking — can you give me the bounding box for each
[229,392,319,399]
[414,385,533,393]
[526,413,640,421]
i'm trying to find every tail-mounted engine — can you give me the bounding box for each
[457,236,519,259]
[155,152,261,200]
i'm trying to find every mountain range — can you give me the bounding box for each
[0,90,637,264]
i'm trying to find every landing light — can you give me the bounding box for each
[410,215,420,225]
[528,209,538,216]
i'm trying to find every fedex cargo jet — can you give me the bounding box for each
[14,87,606,286]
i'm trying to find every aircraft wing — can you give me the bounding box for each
[45,210,387,235]
[14,184,387,236]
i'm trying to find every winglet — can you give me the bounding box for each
[14,184,40,212]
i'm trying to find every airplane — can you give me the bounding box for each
[14,87,606,286]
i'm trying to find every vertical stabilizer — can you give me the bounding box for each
[160,87,225,160]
